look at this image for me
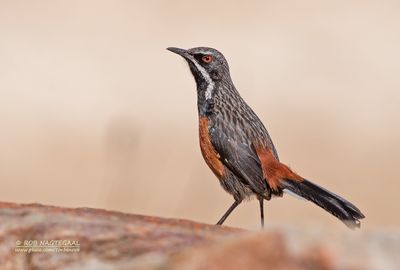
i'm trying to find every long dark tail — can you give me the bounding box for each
[281,178,365,229]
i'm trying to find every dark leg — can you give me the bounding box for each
[259,198,264,229]
[216,200,241,225]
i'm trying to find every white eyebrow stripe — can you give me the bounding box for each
[187,55,215,100]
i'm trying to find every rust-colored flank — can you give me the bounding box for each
[199,117,225,178]
[254,143,303,191]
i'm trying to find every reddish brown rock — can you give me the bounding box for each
[0,202,240,269]
[0,202,398,270]
[164,232,333,270]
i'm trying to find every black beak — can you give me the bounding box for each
[167,47,190,59]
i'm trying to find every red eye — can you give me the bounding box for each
[202,55,213,64]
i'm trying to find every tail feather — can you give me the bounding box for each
[281,178,365,229]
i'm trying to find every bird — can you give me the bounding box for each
[167,46,365,229]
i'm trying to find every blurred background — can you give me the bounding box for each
[0,0,399,231]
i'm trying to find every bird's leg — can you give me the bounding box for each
[258,197,264,229]
[216,200,241,225]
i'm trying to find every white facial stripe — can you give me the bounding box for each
[188,56,215,100]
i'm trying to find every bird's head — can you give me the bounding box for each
[167,47,231,100]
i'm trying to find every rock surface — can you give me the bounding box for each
[0,202,398,270]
